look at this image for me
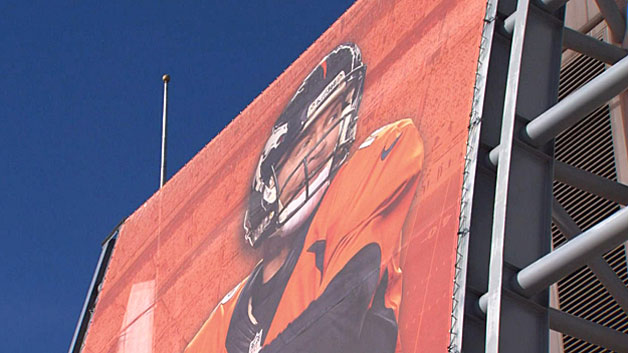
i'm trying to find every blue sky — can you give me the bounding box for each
[0,2,354,351]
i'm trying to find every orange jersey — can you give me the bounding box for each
[185,119,423,353]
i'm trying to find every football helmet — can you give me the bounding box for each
[244,43,366,248]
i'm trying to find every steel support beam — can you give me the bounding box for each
[523,55,628,146]
[563,27,628,64]
[549,308,628,352]
[516,206,628,297]
[504,13,516,35]
[461,0,563,351]
[538,0,569,13]
[478,297,628,352]
[554,160,628,204]
[593,0,626,43]
[478,175,628,330]
[447,0,501,351]
[488,146,500,167]
[552,199,628,315]
[484,0,532,351]
[504,0,572,35]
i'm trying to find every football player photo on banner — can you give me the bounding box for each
[77,1,487,352]
[185,44,423,353]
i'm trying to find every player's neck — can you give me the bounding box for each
[261,245,290,284]
[260,212,314,284]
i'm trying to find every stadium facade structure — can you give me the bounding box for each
[452,0,628,351]
[70,0,628,352]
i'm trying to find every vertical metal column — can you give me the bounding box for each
[484,0,531,351]
[448,0,500,351]
[456,0,565,351]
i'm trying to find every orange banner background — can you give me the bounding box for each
[81,0,487,352]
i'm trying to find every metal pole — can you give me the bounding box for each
[554,160,628,205]
[523,55,628,146]
[563,27,628,64]
[552,199,628,315]
[485,0,531,351]
[478,199,628,313]
[477,299,628,351]
[549,308,628,352]
[478,201,628,313]
[515,206,628,297]
[593,0,626,43]
[160,74,170,188]
[503,14,516,36]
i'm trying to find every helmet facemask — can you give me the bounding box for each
[272,81,357,239]
[244,43,365,248]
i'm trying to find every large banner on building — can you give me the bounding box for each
[80,0,487,352]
